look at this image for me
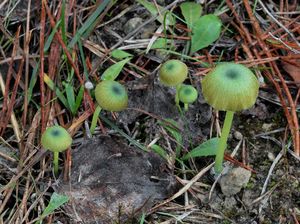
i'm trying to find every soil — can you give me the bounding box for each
[57,136,176,223]
[122,80,300,224]
[58,78,300,223]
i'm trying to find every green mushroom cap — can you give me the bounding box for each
[202,62,259,111]
[41,126,72,152]
[179,85,198,103]
[159,59,188,86]
[95,80,128,112]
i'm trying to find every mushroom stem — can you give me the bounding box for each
[53,151,59,175]
[214,111,235,174]
[184,103,189,111]
[175,84,181,106]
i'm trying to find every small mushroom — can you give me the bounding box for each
[178,85,198,111]
[41,125,72,175]
[159,59,188,106]
[95,80,128,112]
[202,62,259,174]
[90,80,128,135]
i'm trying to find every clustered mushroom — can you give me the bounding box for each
[42,60,259,176]
[178,85,198,111]
[159,59,188,107]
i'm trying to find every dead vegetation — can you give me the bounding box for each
[0,0,299,223]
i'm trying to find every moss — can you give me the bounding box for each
[245,179,255,189]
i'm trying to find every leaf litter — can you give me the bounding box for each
[0,0,300,223]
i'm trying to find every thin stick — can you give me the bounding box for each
[260,149,284,196]
[43,1,95,112]
[0,54,24,138]
[22,0,32,130]
[111,0,184,50]
[39,0,46,133]
[149,163,213,213]
[242,0,300,155]
[0,73,21,143]
[257,0,300,47]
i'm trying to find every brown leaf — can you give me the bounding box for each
[282,58,300,86]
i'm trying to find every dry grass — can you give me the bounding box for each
[0,0,299,223]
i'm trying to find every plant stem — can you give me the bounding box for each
[90,105,102,135]
[214,111,235,174]
[175,84,181,107]
[53,151,59,175]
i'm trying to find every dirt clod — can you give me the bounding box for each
[57,136,177,223]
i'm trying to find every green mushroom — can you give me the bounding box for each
[90,80,128,135]
[202,62,259,174]
[95,80,128,112]
[159,59,188,106]
[178,85,198,111]
[41,125,72,175]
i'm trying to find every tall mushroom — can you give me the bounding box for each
[202,62,259,174]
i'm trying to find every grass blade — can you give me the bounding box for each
[101,58,131,81]
[150,144,168,160]
[44,21,61,52]
[36,193,69,224]
[99,114,148,152]
[68,0,110,48]
[43,74,69,109]
[74,85,84,113]
[111,49,133,60]
[78,39,89,80]
[159,119,183,156]
[60,0,67,44]
[136,0,175,25]
[90,105,102,135]
[28,62,40,103]
[65,83,76,114]
[182,137,221,160]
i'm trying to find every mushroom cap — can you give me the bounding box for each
[95,80,128,112]
[202,62,259,111]
[179,85,198,103]
[41,126,72,152]
[159,60,188,86]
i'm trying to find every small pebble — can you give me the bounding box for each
[267,152,275,161]
[262,123,273,131]
[124,17,143,35]
[234,131,243,140]
[219,167,251,196]
[140,23,156,39]
[223,196,237,209]
[156,0,165,5]
[275,169,284,176]
[85,81,94,90]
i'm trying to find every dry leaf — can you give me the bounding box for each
[282,58,300,86]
